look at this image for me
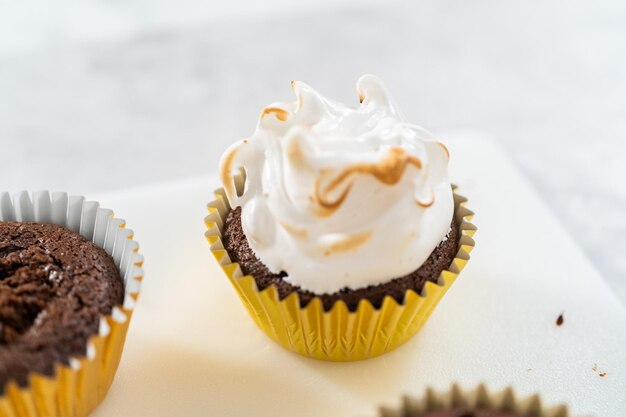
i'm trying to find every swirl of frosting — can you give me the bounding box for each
[219,75,453,294]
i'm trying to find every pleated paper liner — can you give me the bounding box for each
[0,191,143,417]
[205,173,476,361]
[376,384,584,417]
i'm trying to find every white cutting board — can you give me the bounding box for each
[90,133,626,417]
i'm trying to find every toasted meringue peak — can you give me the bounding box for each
[219,75,453,293]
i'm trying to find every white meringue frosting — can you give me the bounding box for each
[219,75,453,294]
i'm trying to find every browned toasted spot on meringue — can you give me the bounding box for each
[261,107,289,121]
[313,147,422,216]
[438,142,449,158]
[279,221,308,238]
[220,147,239,199]
[323,230,373,255]
[313,174,354,217]
[359,94,365,103]
[287,138,308,167]
[290,81,303,109]
[329,147,422,188]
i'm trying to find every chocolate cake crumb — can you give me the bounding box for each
[0,222,124,390]
[556,313,564,326]
[593,363,608,378]
[223,206,459,312]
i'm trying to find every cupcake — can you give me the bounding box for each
[0,191,143,416]
[377,384,575,417]
[206,75,475,361]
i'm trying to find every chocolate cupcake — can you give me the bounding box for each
[377,385,574,417]
[0,191,143,417]
[0,221,123,389]
[206,75,476,361]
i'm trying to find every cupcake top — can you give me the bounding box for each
[0,221,124,389]
[383,408,528,417]
[378,385,571,417]
[220,75,453,294]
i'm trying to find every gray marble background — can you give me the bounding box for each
[1,0,625,303]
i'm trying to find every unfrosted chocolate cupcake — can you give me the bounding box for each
[377,385,573,417]
[0,221,124,390]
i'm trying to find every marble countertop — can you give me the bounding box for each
[1,0,625,303]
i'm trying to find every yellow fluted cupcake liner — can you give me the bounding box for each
[0,191,143,417]
[377,384,582,417]
[205,174,475,361]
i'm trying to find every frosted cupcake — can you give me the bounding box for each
[206,75,475,361]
